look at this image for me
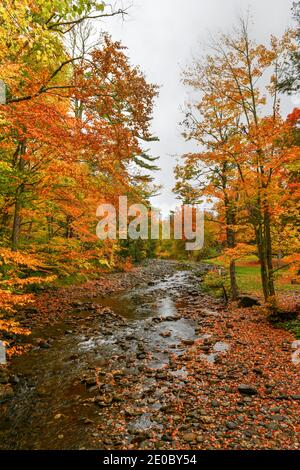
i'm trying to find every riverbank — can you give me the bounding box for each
[0,260,299,450]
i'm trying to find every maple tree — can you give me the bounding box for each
[176,19,300,303]
[0,2,159,324]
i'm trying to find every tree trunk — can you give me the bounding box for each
[229,259,239,300]
[11,141,26,251]
[256,223,271,302]
[264,208,275,297]
[225,196,239,300]
[12,193,22,251]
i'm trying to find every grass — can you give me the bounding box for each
[276,319,300,339]
[234,264,262,294]
[202,256,300,339]
[203,256,300,296]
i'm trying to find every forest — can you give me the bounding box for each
[0,0,299,455]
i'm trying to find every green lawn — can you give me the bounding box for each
[203,258,300,296]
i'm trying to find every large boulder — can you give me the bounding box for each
[238,295,260,308]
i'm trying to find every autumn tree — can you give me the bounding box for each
[0,1,160,321]
[175,73,242,299]
[177,19,299,302]
[279,1,300,94]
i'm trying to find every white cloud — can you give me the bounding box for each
[101,0,294,212]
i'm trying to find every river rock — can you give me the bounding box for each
[182,432,197,443]
[84,376,97,387]
[238,384,258,396]
[226,421,238,430]
[160,331,171,338]
[182,339,195,346]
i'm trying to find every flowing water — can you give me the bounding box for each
[0,267,228,449]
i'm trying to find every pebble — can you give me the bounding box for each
[226,421,238,430]
[182,432,197,443]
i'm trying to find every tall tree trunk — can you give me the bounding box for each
[225,194,239,300]
[12,191,22,251]
[264,207,275,297]
[256,223,270,301]
[229,259,239,300]
[11,142,26,250]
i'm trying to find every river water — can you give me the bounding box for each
[0,266,226,449]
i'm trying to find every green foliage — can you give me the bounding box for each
[202,270,229,298]
[278,319,300,339]
[279,1,300,94]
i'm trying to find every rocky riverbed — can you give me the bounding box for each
[0,260,299,450]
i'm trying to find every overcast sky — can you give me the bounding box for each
[102,0,295,214]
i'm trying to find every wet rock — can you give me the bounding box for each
[238,384,258,396]
[165,315,181,321]
[85,377,97,387]
[182,339,195,346]
[137,353,146,359]
[160,331,171,338]
[188,290,199,297]
[125,334,135,341]
[94,397,112,407]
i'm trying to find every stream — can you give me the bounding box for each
[0,265,223,450]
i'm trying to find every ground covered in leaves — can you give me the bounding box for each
[0,261,299,450]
